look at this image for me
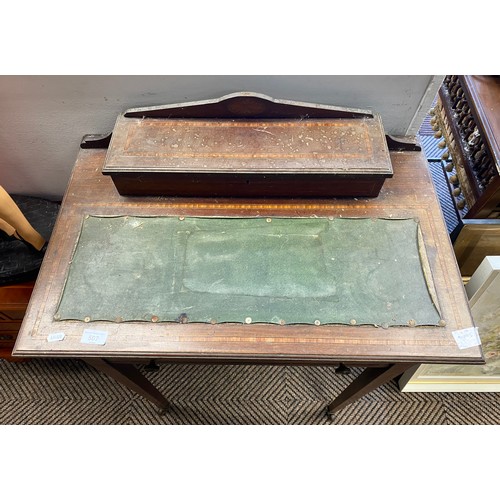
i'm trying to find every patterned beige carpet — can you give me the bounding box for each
[1,358,499,424]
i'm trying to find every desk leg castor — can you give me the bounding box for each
[144,359,160,372]
[335,363,351,375]
[157,404,170,416]
[326,409,336,422]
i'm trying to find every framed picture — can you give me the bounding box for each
[451,219,500,278]
[399,256,500,392]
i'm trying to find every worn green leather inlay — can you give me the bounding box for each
[55,216,442,326]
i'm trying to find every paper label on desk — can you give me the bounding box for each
[452,327,481,349]
[47,332,65,342]
[81,329,108,346]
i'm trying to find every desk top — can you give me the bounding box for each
[14,146,483,365]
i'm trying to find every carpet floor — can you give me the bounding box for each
[1,111,499,425]
[1,359,500,424]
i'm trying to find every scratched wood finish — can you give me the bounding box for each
[14,147,483,366]
[105,116,392,175]
[103,97,392,198]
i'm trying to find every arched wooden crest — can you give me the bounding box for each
[123,92,374,120]
[102,92,395,198]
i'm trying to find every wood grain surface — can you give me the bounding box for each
[102,107,392,197]
[14,147,484,366]
[104,116,392,174]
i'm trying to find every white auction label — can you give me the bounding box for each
[452,327,481,349]
[81,329,108,346]
[47,332,65,342]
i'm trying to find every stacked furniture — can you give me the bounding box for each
[431,75,500,278]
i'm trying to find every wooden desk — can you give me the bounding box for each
[13,145,484,418]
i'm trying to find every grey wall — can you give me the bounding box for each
[0,75,440,200]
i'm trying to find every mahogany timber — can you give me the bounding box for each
[0,281,34,361]
[14,147,483,367]
[102,93,393,198]
[11,144,485,415]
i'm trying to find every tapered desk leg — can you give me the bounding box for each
[327,363,417,418]
[84,358,170,413]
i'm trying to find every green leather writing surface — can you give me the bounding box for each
[55,216,442,326]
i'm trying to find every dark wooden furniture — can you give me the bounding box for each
[102,93,393,198]
[13,140,483,418]
[0,281,34,361]
[432,76,500,277]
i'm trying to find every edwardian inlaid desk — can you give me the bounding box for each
[12,143,484,418]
